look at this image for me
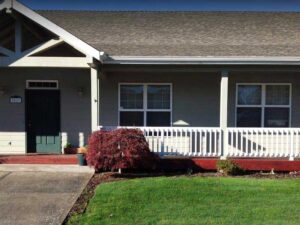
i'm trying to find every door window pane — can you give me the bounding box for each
[147,85,171,109]
[147,112,170,126]
[120,85,143,109]
[237,107,262,127]
[120,112,144,126]
[238,85,262,105]
[266,85,290,105]
[264,108,289,127]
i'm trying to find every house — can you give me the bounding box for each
[1,0,300,161]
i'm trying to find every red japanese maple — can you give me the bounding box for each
[86,129,159,172]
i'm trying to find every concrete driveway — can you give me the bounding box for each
[0,165,94,225]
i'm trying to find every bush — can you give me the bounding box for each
[86,129,159,172]
[216,160,244,176]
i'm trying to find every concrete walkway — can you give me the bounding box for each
[0,165,94,225]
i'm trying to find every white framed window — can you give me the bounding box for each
[236,83,291,127]
[119,83,172,126]
[26,80,59,89]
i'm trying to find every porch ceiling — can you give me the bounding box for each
[0,9,15,51]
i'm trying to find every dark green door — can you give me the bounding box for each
[26,90,61,154]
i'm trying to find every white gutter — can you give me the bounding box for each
[105,56,300,65]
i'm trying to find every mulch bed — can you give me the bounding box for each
[63,170,300,224]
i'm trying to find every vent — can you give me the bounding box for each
[26,80,58,89]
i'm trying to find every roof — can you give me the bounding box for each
[0,0,103,60]
[38,11,300,57]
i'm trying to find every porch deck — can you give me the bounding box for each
[0,154,77,165]
[1,154,300,172]
[162,157,300,172]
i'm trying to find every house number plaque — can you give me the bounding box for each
[10,96,22,104]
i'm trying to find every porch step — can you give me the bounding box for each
[0,155,78,165]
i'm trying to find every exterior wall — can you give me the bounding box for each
[0,68,91,154]
[100,71,221,127]
[2,66,300,154]
[228,71,300,127]
[100,68,300,128]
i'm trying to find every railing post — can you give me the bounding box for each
[79,132,84,147]
[160,128,164,156]
[220,128,228,160]
[61,132,68,154]
[290,130,295,161]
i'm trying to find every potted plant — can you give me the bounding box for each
[64,143,77,154]
[77,146,88,166]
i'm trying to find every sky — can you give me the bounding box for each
[19,0,300,11]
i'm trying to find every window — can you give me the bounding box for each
[119,84,172,126]
[236,84,291,127]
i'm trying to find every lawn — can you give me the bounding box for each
[69,176,300,225]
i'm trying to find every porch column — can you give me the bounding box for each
[220,70,229,128]
[91,66,99,132]
[220,70,229,159]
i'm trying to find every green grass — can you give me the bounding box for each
[69,177,300,225]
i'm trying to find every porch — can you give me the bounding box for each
[96,65,300,161]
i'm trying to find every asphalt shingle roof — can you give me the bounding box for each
[38,11,300,57]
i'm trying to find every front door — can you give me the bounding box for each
[25,90,61,154]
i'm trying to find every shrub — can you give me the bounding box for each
[86,128,159,172]
[64,142,77,154]
[64,142,73,149]
[216,160,244,176]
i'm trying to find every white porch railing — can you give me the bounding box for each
[101,127,222,157]
[227,128,300,159]
[99,126,300,160]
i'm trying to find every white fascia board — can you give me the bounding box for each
[0,0,11,10]
[106,56,300,65]
[9,0,105,61]
[0,56,90,68]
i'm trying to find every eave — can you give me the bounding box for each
[105,56,300,65]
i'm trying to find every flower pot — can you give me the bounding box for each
[64,147,77,154]
[77,153,87,166]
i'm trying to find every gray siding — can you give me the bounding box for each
[100,71,221,127]
[100,69,300,128]
[0,68,91,149]
[228,71,300,127]
[2,66,300,154]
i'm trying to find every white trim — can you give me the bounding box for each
[26,80,59,90]
[0,56,89,68]
[118,83,173,126]
[0,0,11,10]
[91,67,99,131]
[235,83,292,127]
[2,0,105,61]
[107,56,300,65]
[220,70,229,128]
